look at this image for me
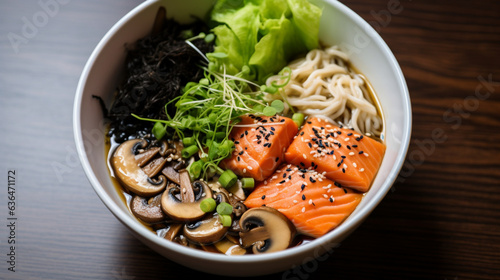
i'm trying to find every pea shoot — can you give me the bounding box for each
[132,64,292,180]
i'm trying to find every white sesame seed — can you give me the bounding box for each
[343,163,348,169]
[303,154,307,159]
[308,199,313,205]
[247,166,253,170]
[349,152,355,156]
[360,168,365,172]
[353,162,357,168]
[364,153,369,157]
[345,137,350,141]
[293,200,298,203]
[302,207,306,213]
[243,168,247,173]
[323,194,329,198]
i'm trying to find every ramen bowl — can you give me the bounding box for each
[73,0,411,276]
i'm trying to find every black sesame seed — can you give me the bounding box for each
[302,194,306,200]
[245,131,248,135]
[271,127,275,131]
[329,197,334,203]
[347,145,351,150]
[279,180,286,184]
[275,157,280,162]
[359,151,364,154]
[308,143,312,148]
[301,184,306,191]
[240,133,244,138]
[309,177,316,183]
[237,156,240,162]
[239,151,244,155]
[347,133,353,136]
[343,188,347,194]
[286,168,292,172]
[342,168,345,173]
[261,195,266,200]
[352,145,358,148]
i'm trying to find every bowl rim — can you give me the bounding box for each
[73,0,412,265]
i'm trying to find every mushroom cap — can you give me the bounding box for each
[239,206,296,254]
[130,194,166,223]
[111,139,167,197]
[161,179,213,222]
[183,213,228,245]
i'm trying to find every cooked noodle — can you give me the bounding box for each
[265,45,383,137]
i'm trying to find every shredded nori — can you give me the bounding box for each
[107,18,213,143]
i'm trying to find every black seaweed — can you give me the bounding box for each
[107,19,213,142]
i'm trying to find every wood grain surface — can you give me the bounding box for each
[0,0,499,279]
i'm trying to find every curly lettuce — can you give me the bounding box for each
[207,0,322,84]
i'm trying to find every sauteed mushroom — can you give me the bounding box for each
[161,170,212,222]
[130,194,165,223]
[239,207,296,254]
[111,139,167,197]
[183,213,228,245]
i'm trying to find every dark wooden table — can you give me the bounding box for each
[1,0,499,279]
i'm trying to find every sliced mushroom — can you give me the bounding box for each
[217,188,247,217]
[130,194,165,223]
[213,237,247,255]
[161,170,212,222]
[161,223,183,241]
[161,166,180,185]
[227,180,246,201]
[111,139,167,197]
[183,213,228,245]
[239,207,296,254]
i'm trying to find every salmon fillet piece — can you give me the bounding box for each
[244,164,363,237]
[220,114,298,181]
[284,117,385,192]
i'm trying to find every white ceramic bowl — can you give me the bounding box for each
[74,0,411,276]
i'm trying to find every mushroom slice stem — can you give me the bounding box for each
[214,238,247,255]
[135,146,160,167]
[239,207,296,254]
[142,157,167,178]
[161,166,180,185]
[161,179,213,222]
[111,139,167,197]
[162,223,183,241]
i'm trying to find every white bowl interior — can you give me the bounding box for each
[74,0,411,276]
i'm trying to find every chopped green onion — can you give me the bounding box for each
[219,169,238,188]
[152,122,166,140]
[200,198,216,213]
[219,214,232,227]
[189,160,203,179]
[183,137,195,147]
[241,178,255,189]
[216,202,233,215]
[181,145,199,158]
[292,113,305,127]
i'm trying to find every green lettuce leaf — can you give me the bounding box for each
[208,0,322,83]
